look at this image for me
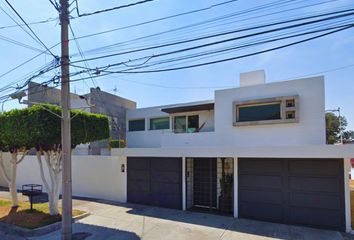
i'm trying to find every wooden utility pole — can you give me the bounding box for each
[59,0,72,239]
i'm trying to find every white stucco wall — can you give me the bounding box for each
[214,76,326,146]
[0,154,127,203]
[126,105,215,148]
[126,76,325,148]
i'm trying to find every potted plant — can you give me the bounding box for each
[219,158,233,213]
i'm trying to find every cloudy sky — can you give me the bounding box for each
[0,0,353,129]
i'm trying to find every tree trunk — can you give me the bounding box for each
[37,151,61,215]
[9,161,18,207]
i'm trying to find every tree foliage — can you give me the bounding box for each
[325,112,348,144]
[0,104,109,150]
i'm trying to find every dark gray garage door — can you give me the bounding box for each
[238,158,345,231]
[127,157,182,209]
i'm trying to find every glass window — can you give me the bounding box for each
[187,115,199,133]
[150,117,170,130]
[238,103,281,122]
[128,119,145,131]
[174,116,186,133]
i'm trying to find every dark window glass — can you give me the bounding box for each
[174,116,186,133]
[150,117,170,130]
[129,119,145,131]
[238,103,281,122]
[187,115,199,133]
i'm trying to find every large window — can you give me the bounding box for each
[150,117,170,130]
[233,95,299,126]
[238,103,281,122]
[128,119,145,131]
[174,115,199,133]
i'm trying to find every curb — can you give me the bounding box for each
[0,212,90,237]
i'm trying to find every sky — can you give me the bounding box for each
[0,0,353,129]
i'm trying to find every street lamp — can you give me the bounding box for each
[326,107,343,144]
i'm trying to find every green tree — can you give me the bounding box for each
[325,112,347,144]
[0,109,32,207]
[0,105,109,213]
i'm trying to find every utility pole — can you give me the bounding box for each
[59,0,72,239]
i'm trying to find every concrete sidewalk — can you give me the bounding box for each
[36,200,351,240]
[0,191,352,240]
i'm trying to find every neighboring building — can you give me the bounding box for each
[117,70,354,232]
[28,81,136,154]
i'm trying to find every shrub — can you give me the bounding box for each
[109,139,126,149]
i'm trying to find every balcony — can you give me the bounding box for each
[161,131,216,147]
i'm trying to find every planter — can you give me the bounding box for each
[0,212,90,237]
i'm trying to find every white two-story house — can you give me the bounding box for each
[116,70,354,232]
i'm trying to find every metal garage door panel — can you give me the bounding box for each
[150,158,181,171]
[150,171,180,183]
[240,189,282,205]
[289,207,343,229]
[289,192,341,210]
[289,160,340,176]
[240,175,282,189]
[289,176,339,193]
[240,158,282,173]
[239,202,283,221]
[127,157,182,209]
[238,158,345,231]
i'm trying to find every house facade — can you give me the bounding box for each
[117,70,354,232]
[28,81,136,154]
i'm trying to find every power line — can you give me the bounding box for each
[0,42,60,80]
[71,0,238,40]
[48,0,60,12]
[0,34,53,54]
[70,0,339,56]
[70,9,354,64]
[3,0,57,57]
[75,0,155,17]
[69,25,353,75]
[0,17,58,30]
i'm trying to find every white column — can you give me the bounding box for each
[233,157,238,218]
[120,156,128,203]
[182,157,186,211]
[344,158,352,232]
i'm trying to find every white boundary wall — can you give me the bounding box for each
[0,153,127,203]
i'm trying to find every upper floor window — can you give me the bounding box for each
[233,95,299,126]
[238,103,281,122]
[150,117,170,130]
[128,119,145,131]
[174,115,199,133]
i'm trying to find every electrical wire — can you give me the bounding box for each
[71,0,340,56]
[3,0,57,57]
[75,0,155,17]
[0,34,53,54]
[70,9,354,64]
[71,0,239,40]
[68,25,353,75]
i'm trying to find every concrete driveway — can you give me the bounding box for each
[14,199,348,240]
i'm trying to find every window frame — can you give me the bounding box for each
[172,114,200,133]
[233,95,299,126]
[149,116,170,130]
[128,118,146,132]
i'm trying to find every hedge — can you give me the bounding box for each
[0,104,109,150]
